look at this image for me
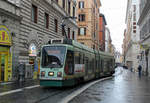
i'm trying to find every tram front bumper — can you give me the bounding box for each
[40,79,75,87]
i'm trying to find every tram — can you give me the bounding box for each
[39,39,115,87]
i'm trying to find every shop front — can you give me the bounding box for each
[0,26,12,82]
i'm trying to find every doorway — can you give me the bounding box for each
[0,52,7,82]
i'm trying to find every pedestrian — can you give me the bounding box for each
[138,65,142,77]
[131,68,133,72]
[18,63,25,82]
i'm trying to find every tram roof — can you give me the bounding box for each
[45,38,114,58]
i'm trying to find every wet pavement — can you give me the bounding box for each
[0,79,39,93]
[69,67,150,103]
[1,67,150,103]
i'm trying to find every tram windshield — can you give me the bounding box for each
[41,46,66,68]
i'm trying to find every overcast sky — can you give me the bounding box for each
[100,0,127,53]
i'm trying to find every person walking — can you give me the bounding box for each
[138,65,142,78]
[18,63,25,82]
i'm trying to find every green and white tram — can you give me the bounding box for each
[39,39,115,87]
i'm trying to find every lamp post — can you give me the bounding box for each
[145,48,149,76]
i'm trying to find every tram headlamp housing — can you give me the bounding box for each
[41,71,45,77]
[57,72,62,77]
[48,72,54,76]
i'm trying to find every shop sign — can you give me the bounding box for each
[140,44,149,50]
[29,43,37,56]
[0,25,12,46]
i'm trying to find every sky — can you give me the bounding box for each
[100,0,127,53]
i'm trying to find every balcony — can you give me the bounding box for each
[50,0,77,26]
[0,0,21,17]
[7,0,20,7]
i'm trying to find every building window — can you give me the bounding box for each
[133,26,136,29]
[68,1,71,15]
[133,13,136,21]
[68,28,70,38]
[133,22,136,25]
[44,13,49,29]
[54,19,58,32]
[78,28,86,35]
[62,26,65,36]
[133,5,136,12]
[73,6,75,17]
[62,0,65,8]
[79,1,84,9]
[80,42,84,44]
[31,4,38,23]
[72,31,75,40]
[78,14,85,21]
[133,30,136,33]
[56,0,58,3]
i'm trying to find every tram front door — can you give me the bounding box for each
[0,52,7,82]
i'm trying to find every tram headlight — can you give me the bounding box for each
[48,72,54,76]
[57,72,62,77]
[41,71,45,77]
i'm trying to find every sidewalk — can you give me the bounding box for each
[69,67,150,103]
[0,79,39,93]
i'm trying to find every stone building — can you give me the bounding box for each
[99,13,107,51]
[105,27,112,53]
[0,0,78,82]
[138,0,150,75]
[124,0,140,71]
[0,0,21,82]
[76,0,101,50]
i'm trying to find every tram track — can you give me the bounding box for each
[34,90,65,103]
[33,84,85,103]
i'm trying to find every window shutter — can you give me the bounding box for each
[79,2,80,8]
[84,28,86,35]
[78,28,80,35]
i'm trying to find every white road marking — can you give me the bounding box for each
[59,77,112,103]
[24,85,40,89]
[0,85,40,96]
[0,82,13,85]
[0,89,23,96]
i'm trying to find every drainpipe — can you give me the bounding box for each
[145,49,149,76]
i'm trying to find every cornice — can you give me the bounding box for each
[138,1,150,25]
[0,8,22,21]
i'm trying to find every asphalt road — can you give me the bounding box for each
[69,67,150,103]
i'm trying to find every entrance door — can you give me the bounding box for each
[0,53,7,82]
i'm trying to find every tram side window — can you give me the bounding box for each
[101,60,104,72]
[75,52,83,64]
[104,60,107,70]
[65,50,74,75]
[85,58,89,74]
[107,61,110,70]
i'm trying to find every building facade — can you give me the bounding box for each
[99,14,107,51]
[138,0,150,76]
[0,0,21,82]
[105,27,112,53]
[124,0,140,71]
[77,0,101,50]
[0,0,78,82]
